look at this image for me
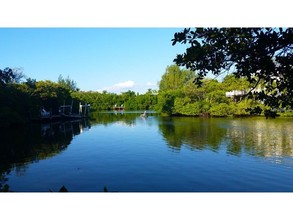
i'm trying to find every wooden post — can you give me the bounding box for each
[71,100,73,114]
[79,102,82,115]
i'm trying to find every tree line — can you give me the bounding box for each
[1,62,293,127]
[155,65,293,117]
[0,68,157,126]
[71,89,157,112]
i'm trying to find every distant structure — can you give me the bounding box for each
[226,90,246,97]
[113,104,125,110]
[226,88,263,102]
[225,90,247,102]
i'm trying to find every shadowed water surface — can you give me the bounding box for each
[1,112,293,192]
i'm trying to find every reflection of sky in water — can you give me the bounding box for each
[157,117,293,168]
[3,115,293,192]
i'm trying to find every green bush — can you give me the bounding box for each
[174,97,202,116]
[209,103,232,117]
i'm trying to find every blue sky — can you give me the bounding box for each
[0,28,187,93]
[0,0,289,94]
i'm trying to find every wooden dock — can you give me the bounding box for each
[113,104,125,111]
[31,101,90,123]
[113,107,125,110]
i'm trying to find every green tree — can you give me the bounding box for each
[33,80,71,114]
[222,74,251,92]
[159,65,195,91]
[0,68,34,125]
[172,28,293,111]
[121,90,137,110]
[58,75,79,92]
[209,103,233,117]
[174,97,201,116]
[0,67,25,85]
[155,91,179,116]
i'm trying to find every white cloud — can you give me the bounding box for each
[113,80,135,89]
[98,80,158,94]
[99,80,135,93]
[145,82,156,86]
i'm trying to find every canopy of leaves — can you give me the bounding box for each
[172,28,293,110]
[58,75,79,92]
[0,67,25,85]
[159,65,195,91]
[156,67,268,117]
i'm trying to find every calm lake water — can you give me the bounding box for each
[1,111,293,192]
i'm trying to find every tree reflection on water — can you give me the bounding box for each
[158,117,293,158]
[0,119,90,191]
[1,113,293,192]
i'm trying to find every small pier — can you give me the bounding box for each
[113,104,125,111]
[31,101,90,123]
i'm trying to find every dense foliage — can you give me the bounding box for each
[155,64,289,117]
[172,28,293,114]
[0,67,157,126]
[71,89,157,111]
[1,60,292,127]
